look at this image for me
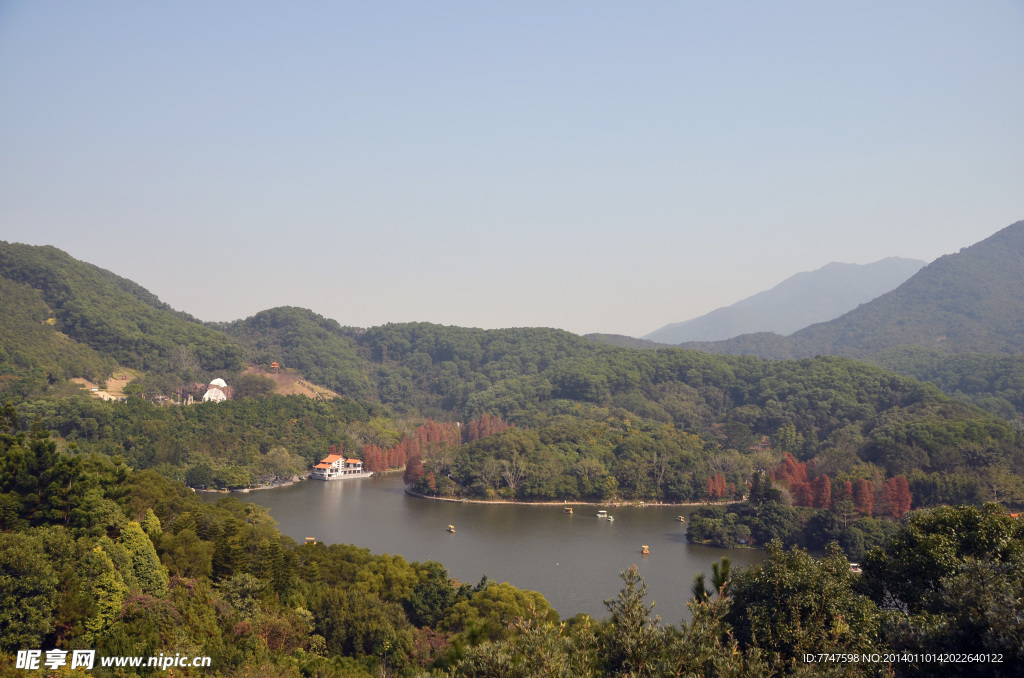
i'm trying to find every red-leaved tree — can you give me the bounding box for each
[854,479,874,517]
[464,413,511,443]
[404,453,424,486]
[707,473,728,500]
[880,476,912,518]
[774,453,815,506]
[812,474,832,509]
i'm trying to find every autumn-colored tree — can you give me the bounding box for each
[812,474,831,509]
[417,420,462,448]
[464,413,511,443]
[854,479,874,517]
[775,454,807,487]
[706,473,728,500]
[880,476,912,518]
[774,453,815,506]
[362,445,383,473]
[392,443,407,469]
[404,453,424,486]
[400,436,419,461]
[896,476,912,516]
[368,420,462,474]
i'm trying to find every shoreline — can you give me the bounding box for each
[403,487,743,508]
[195,475,308,494]
[194,468,404,493]
[202,476,744,510]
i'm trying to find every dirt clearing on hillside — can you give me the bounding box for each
[71,367,141,401]
[242,367,339,400]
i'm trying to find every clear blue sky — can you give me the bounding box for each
[2,1,1021,336]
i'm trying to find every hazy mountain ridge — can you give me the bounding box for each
[645,257,926,344]
[680,220,1024,359]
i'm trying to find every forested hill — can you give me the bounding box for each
[5,239,1024,428]
[679,219,1024,359]
[0,242,246,381]
[338,322,1023,508]
[220,306,372,400]
[0,273,115,384]
[864,346,1024,421]
[584,333,668,350]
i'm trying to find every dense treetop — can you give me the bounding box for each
[865,346,1024,420]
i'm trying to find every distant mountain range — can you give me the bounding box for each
[678,219,1024,359]
[644,258,926,344]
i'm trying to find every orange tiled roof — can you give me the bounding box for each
[313,463,332,469]
[345,458,362,464]
[319,453,344,464]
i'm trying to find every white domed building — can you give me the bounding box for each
[203,378,228,403]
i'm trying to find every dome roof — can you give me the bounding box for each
[209,378,227,388]
[203,387,227,403]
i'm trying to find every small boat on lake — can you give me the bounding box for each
[563,507,573,514]
[447,525,456,533]
[596,510,608,518]
[677,515,686,522]
[641,545,650,555]
[848,563,862,573]
[607,515,614,521]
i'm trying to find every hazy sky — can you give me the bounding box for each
[2,2,1022,337]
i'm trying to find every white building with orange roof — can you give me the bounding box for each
[310,452,371,480]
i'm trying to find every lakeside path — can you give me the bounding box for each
[404,487,743,508]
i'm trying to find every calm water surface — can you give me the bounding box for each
[206,476,764,622]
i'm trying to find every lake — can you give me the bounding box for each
[204,475,765,622]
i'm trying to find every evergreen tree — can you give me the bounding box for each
[403,562,456,627]
[119,520,168,596]
[603,566,663,677]
[81,545,129,644]
[0,532,58,651]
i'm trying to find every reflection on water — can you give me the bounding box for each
[205,475,765,621]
